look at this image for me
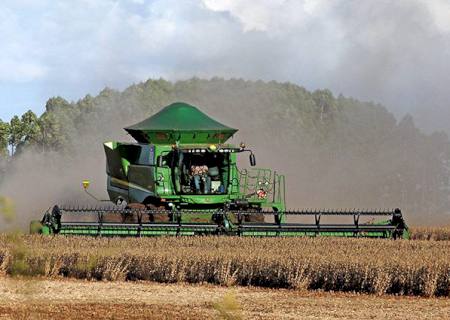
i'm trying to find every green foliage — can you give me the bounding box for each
[20,110,39,137]
[4,108,66,156]
[45,96,71,112]
[16,110,40,153]
[312,89,336,123]
[0,119,9,157]
[36,112,65,151]
[8,115,23,155]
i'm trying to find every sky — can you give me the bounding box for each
[1,0,450,133]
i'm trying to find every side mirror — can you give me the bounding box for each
[157,156,164,167]
[249,153,256,167]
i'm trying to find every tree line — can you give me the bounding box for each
[0,109,63,157]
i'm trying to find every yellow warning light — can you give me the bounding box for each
[209,144,217,151]
[82,180,91,190]
[240,142,246,149]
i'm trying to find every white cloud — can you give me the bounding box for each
[423,0,450,33]
[201,0,331,33]
[0,0,450,132]
[202,0,284,31]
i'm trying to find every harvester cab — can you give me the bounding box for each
[101,103,285,214]
[159,145,243,195]
[35,102,409,238]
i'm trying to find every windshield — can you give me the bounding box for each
[162,150,230,195]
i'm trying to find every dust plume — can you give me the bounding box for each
[0,102,139,230]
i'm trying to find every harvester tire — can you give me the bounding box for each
[146,204,170,222]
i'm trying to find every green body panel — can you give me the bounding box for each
[103,140,286,213]
[41,226,51,235]
[402,228,411,239]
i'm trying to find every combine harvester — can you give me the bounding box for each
[34,102,409,238]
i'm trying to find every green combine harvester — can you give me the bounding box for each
[35,102,409,238]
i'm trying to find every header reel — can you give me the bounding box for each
[39,205,408,239]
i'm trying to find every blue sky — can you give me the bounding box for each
[1,0,450,132]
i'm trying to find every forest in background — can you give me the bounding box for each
[0,78,449,226]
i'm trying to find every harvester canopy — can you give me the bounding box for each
[125,102,238,144]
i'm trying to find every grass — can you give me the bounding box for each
[0,235,449,297]
[213,291,243,320]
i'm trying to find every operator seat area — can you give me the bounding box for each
[176,150,229,195]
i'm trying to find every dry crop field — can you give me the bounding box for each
[0,278,449,320]
[410,226,450,240]
[0,235,449,297]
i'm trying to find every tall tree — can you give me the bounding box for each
[36,112,64,152]
[0,119,9,157]
[8,116,23,155]
[312,89,335,123]
[20,110,40,145]
[45,96,71,112]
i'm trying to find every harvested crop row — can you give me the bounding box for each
[0,235,448,297]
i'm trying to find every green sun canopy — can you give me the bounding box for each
[125,102,238,144]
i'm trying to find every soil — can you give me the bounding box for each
[0,278,448,319]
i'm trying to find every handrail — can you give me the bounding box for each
[236,167,286,207]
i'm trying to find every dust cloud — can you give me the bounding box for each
[0,109,137,230]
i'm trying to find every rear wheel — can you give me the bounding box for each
[146,204,170,222]
[243,208,265,223]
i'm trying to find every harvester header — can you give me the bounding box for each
[34,102,409,239]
